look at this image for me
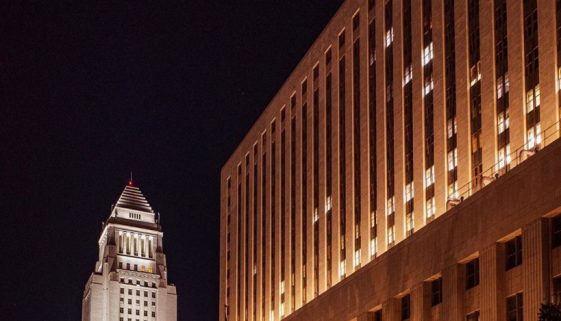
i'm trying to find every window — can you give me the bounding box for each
[403,65,413,85]
[120,288,124,294]
[553,277,561,304]
[497,110,510,134]
[505,236,523,270]
[447,149,458,171]
[387,196,395,215]
[425,166,435,188]
[387,225,395,245]
[339,260,346,278]
[424,76,434,96]
[406,212,414,234]
[385,27,394,47]
[405,183,414,202]
[422,42,434,66]
[354,249,361,267]
[431,278,442,306]
[466,258,480,289]
[370,238,377,258]
[467,311,480,321]
[401,294,410,320]
[470,62,481,86]
[552,216,561,247]
[496,74,510,99]
[447,118,457,138]
[426,197,436,219]
[506,293,523,321]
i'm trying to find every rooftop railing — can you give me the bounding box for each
[448,120,560,207]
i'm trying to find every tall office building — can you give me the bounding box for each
[82,183,177,321]
[220,0,561,320]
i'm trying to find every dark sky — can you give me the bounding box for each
[3,1,343,321]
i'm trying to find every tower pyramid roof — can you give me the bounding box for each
[114,185,154,214]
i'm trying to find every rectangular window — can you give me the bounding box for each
[467,311,480,321]
[431,278,442,306]
[401,294,410,320]
[422,42,434,66]
[466,258,480,289]
[505,236,523,270]
[506,293,523,321]
[553,216,561,247]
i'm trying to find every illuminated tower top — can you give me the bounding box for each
[82,184,177,321]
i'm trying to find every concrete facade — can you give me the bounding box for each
[82,185,177,321]
[219,0,561,321]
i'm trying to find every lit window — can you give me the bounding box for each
[526,85,540,112]
[387,225,395,244]
[354,250,361,267]
[370,238,377,258]
[406,212,414,233]
[404,182,414,202]
[280,303,284,317]
[447,149,458,171]
[426,197,436,218]
[497,77,504,99]
[325,195,332,212]
[447,118,457,138]
[147,266,153,273]
[497,145,511,170]
[470,62,481,86]
[387,196,395,215]
[370,211,376,228]
[558,67,561,91]
[385,27,394,47]
[425,166,435,188]
[422,42,434,66]
[403,64,412,86]
[448,182,459,199]
[527,123,542,149]
[339,260,346,278]
[497,111,510,134]
[313,208,319,223]
[424,76,434,96]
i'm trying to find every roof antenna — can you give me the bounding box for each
[128,171,133,186]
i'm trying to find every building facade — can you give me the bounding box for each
[82,184,177,321]
[219,0,561,321]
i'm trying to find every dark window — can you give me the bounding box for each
[401,294,410,320]
[553,277,561,304]
[466,258,480,289]
[431,278,443,306]
[505,236,523,270]
[375,310,382,321]
[506,293,523,321]
[553,216,561,247]
[467,311,480,321]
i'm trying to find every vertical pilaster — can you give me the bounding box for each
[442,264,464,321]
[507,0,526,153]
[411,282,430,321]
[522,219,551,321]
[538,0,559,141]
[479,0,497,174]
[480,243,505,321]
[383,298,400,321]
[432,0,447,218]
[454,0,471,194]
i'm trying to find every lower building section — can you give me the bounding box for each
[279,139,561,321]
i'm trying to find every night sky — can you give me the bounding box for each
[3,1,343,321]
